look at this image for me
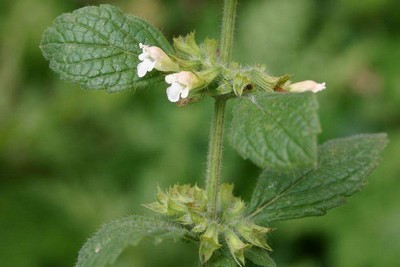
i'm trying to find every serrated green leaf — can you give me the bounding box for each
[229,92,320,170]
[76,215,189,267]
[247,134,388,224]
[40,4,173,92]
[245,247,276,267]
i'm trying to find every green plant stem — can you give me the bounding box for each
[220,0,237,63]
[206,97,227,219]
[205,0,237,221]
[202,2,237,266]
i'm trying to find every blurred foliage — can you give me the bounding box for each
[0,0,399,266]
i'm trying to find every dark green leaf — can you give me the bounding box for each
[245,247,276,267]
[247,134,388,223]
[40,4,173,92]
[76,215,189,267]
[229,92,320,170]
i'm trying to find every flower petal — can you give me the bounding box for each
[146,59,156,72]
[312,82,326,93]
[166,83,184,102]
[165,74,177,84]
[138,52,148,61]
[137,59,155,78]
[137,62,148,78]
[180,87,189,99]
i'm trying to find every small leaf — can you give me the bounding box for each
[247,134,388,223]
[76,215,189,267]
[229,92,320,170]
[40,4,173,92]
[245,247,276,267]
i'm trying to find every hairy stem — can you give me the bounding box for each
[220,0,237,63]
[205,0,237,221]
[202,2,237,266]
[206,97,227,219]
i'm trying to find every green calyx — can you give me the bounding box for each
[170,32,291,102]
[200,222,222,263]
[143,184,273,265]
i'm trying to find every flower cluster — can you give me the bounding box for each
[137,42,205,103]
[136,34,326,104]
[143,184,272,266]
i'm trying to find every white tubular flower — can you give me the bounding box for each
[289,80,326,93]
[137,43,179,78]
[165,71,203,102]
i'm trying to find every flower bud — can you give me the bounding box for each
[288,80,326,93]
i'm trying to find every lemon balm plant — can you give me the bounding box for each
[40,1,388,266]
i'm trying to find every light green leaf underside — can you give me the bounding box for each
[75,215,189,267]
[248,134,388,224]
[245,248,276,267]
[40,4,173,92]
[229,92,320,170]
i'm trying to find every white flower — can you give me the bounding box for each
[165,71,203,102]
[289,80,326,93]
[137,43,179,78]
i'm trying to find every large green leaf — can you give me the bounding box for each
[76,215,189,267]
[229,92,320,170]
[40,4,173,92]
[247,134,388,224]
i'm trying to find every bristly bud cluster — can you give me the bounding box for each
[143,184,273,266]
[136,32,326,105]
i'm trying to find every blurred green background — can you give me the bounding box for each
[0,0,399,266]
